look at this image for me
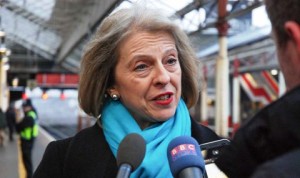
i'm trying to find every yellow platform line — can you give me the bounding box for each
[17,139,26,178]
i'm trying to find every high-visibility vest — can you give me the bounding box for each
[20,111,39,140]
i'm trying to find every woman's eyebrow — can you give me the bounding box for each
[126,48,178,66]
[126,55,150,67]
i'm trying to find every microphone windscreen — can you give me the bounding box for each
[117,133,146,171]
[167,136,205,177]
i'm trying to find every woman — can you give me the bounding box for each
[34,5,219,178]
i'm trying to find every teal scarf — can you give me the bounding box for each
[101,98,191,177]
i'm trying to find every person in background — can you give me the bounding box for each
[34,4,219,178]
[0,108,7,146]
[16,99,39,178]
[215,0,300,177]
[6,103,16,141]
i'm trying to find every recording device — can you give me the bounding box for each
[200,139,230,164]
[167,136,205,178]
[116,133,146,178]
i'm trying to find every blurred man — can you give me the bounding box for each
[16,99,39,178]
[0,108,7,146]
[215,0,300,177]
[6,104,16,141]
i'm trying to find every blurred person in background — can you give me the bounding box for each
[6,103,16,141]
[0,108,7,146]
[34,4,219,178]
[215,0,300,177]
[16,99,39,178]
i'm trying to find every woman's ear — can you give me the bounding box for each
[106,87,119,96]
[284,21,300,51]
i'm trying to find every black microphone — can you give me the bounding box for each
[167,136,205,178]
[116,133,146,178]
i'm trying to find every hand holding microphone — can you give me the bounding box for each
[167,136,205,178]
[116,133,146,178]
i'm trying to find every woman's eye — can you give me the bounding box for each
[134,64,148,71]
[167,58,177,65]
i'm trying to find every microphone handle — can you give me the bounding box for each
[178,167,203,178]
[116,163,132,178]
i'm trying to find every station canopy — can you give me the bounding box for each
[0,0,268,77]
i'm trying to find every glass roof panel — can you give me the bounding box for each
[109,0,268,35]
[113,0,200,33]
[3,8,61,55]
[137,0,193,15]
[9,0,55,20]
[180,9,205,32]
[2,0,270,74]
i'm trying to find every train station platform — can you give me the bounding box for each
[0,136,19,178]
[0,127,55,178]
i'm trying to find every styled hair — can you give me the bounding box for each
[264,0,300,46]
[79,5,200,118]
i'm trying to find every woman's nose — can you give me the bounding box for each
[153,64,170,87]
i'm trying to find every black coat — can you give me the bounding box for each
[34,118,219,178]
[215,86,300,178]
[6,108,16,128]
[251,148,300,178]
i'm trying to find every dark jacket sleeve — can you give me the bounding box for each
[33,138,72,178]
[251,148,300,178]
[191,118,220,144]
[214,107,274,178]
[215,86,300,178]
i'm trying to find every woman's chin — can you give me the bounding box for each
[152,112,176,122]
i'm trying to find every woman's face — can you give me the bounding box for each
[111,31,182,129]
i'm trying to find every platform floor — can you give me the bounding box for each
[0,137,19,178]
[0,128,54,178]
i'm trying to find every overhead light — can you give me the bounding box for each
[1,56,8,63]
[270,69,278,76]
[42,91,48,100]
[0,30,5,37]
[226,4,232,11]
[0,45,6,53]
[0,46,11,57]
[6,49,11,56]
[3,61,9,71]
[2,56,8,62]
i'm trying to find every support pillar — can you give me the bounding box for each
[215,0,230,137]
[201,65,208,126]
[0,56,8,111]
[232,58,240,135]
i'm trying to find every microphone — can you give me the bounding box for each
[116,133,146,178]
[167,136,205,178]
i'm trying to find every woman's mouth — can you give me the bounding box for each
[156,94,171,100]
[154,93,173,105]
